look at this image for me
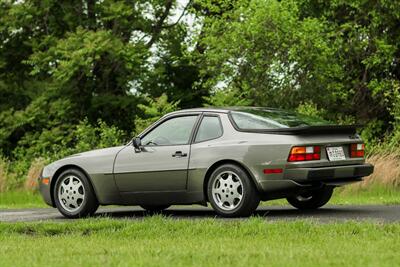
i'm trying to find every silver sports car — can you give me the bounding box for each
[39,107,374,218]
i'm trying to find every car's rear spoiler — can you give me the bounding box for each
[238,125,360,135]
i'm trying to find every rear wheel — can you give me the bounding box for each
[54,168,99,218]
[286,187,333,210]
[207,164,260,217]
[140,205,170,212]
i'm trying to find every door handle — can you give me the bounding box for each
[172,151,187,158]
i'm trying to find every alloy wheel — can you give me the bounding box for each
[58,175,85,212]
[211,171,244,211]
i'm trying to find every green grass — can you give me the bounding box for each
[0,217,399,267]
[0,191,46,209]
[331,186,400,205]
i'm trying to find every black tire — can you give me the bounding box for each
[207,164,260,217]
[53,168,99,218]
[286,187,334,210]
[140,205,170,212]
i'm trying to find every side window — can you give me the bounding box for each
[195,116,223,143]
[141,116,197,146]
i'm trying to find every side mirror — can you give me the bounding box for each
[132,137,142,151]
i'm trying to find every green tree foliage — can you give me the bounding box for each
[196,0,344,111]
[1,0,400,183]
[195,0,400,132]
[203,88,251,107]
[0,0,200,161]
[134,94,180,134]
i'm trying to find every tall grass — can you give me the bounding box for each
[0,157,45,193]
[343,153,400,193]
[0,158,6,192]
[24,158,46,191]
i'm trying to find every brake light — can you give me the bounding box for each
[350,143,365,158]
[288,146,321,162]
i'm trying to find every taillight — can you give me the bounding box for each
[288,146,321,162]
[350,143,365,158]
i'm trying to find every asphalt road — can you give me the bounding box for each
[1,205,400,222]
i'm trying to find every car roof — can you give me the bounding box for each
[168,106,281,115]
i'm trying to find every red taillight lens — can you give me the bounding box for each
[350,143,365,158]
[263,168,283,174]
[288,146,321,162]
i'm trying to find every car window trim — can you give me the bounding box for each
[193,113,224,144]
[139,113,202,147]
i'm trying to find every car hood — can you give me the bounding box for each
[42,145,126,178]
[65,146,125,159]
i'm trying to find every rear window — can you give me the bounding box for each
[230,108,331,130]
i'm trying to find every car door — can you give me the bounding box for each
[113,114,200,193]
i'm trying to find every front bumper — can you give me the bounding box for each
[38,174,54,207]
[284,163,374,182]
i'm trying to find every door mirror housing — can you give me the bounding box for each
[132,137,142,151]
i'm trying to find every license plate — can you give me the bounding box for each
[326,146,346,161]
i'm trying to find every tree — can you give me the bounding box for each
[194,0,400,134]
[0,0,198,158]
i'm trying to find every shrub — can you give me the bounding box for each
[296,101,325,119]
[0,118,127,192]
[0,157,19,192]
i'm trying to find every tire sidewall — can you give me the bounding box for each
[207,164,257,216]
[287,187,334,210]
[53,169,97,218]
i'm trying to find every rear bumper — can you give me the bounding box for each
[284,163,374,182]
[257,163,374,196]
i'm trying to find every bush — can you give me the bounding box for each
[1,118,127,192]
[0,157,19,192]
[74,119,126,153]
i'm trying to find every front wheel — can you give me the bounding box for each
[286,187,334,210]
[207,164,260,217]
[54,168,99,218]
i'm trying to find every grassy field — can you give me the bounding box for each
[0,217,399,267]
[1,185,399,266]
[0,191,46,209]
[1,186,399,209]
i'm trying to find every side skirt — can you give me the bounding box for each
[118,191,205,206]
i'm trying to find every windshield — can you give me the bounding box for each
[230,108,331,130]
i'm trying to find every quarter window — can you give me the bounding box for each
[141,116,198,146]
[195,116,223,142]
